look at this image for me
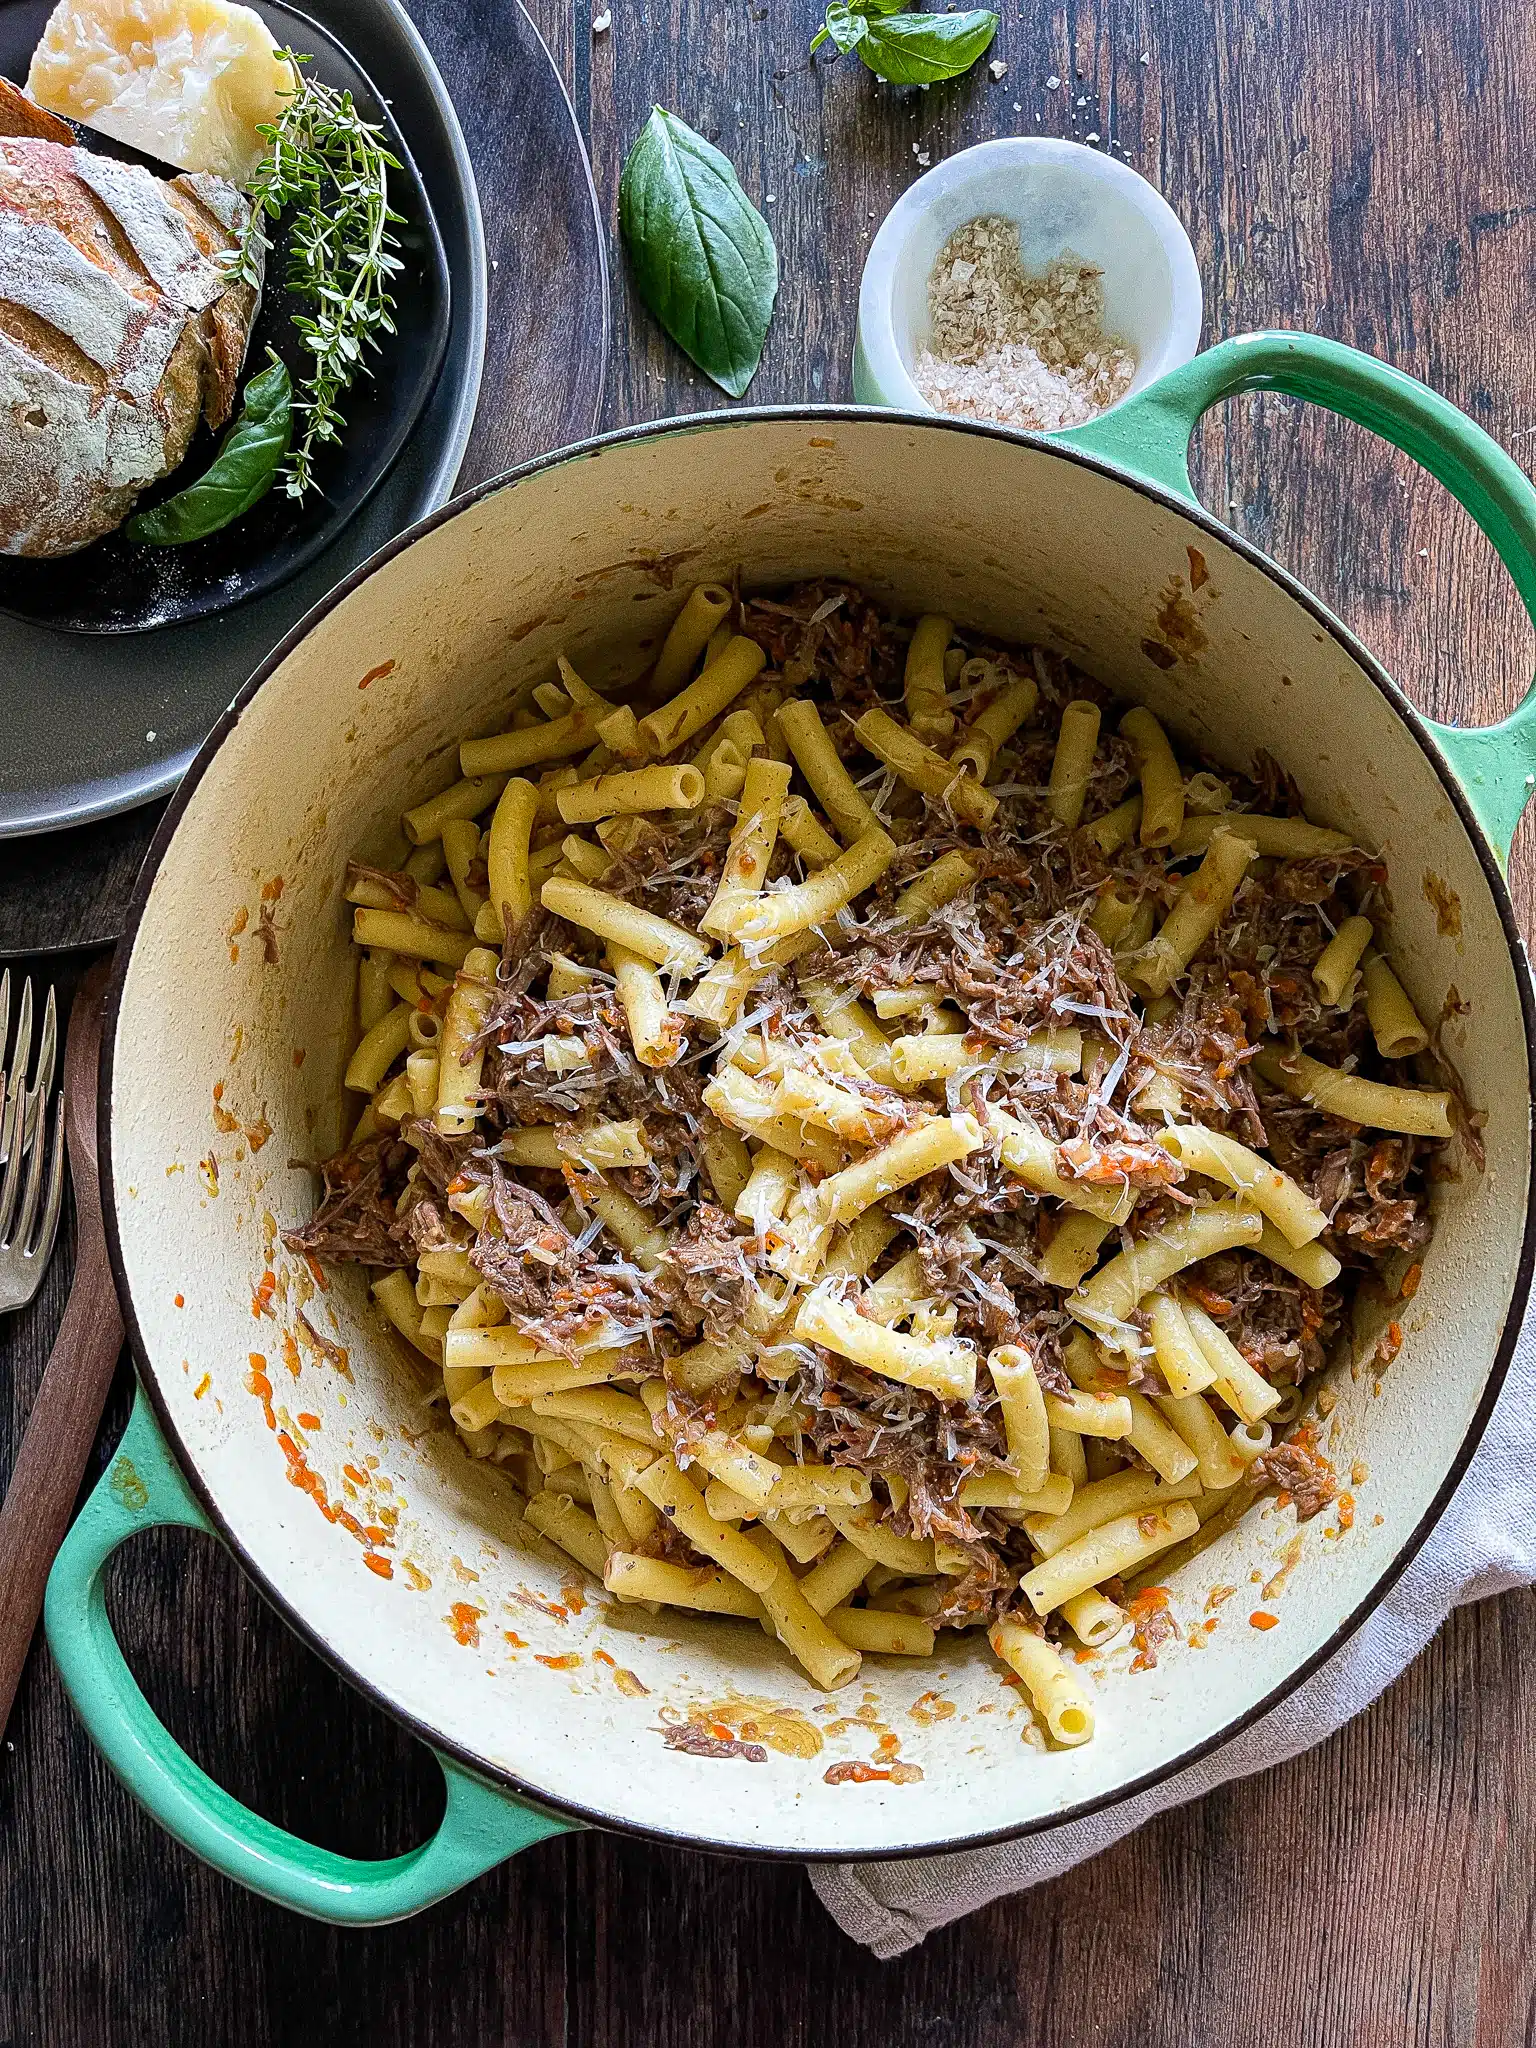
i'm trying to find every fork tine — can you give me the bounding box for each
[0,1071,22,1247]
[0,969,11,1170]
[13,1078,50,1255]
[22,984,57,1156]
[2,976,32,1156]
[27,1086,66,1271]
[0,978,31,1246]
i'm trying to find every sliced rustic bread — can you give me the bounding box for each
[0,136,262,556]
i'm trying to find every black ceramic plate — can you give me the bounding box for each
[0,0,498,838]
[0,0,451,633]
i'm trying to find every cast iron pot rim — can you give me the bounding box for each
[97,404,1536,1868]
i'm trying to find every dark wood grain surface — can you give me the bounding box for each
[4,0,1536,2041]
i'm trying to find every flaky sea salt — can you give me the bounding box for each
[912,216,1137,433]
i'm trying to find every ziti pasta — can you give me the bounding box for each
[288,580,1472,1736]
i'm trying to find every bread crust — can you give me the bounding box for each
[0,136,262,556]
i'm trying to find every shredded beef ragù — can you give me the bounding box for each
[286,579,1474,1728]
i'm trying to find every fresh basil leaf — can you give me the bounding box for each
[820,3,869,53]
[619,107,778,399]
[858,7,999,83]
[810,0,907,56]
[126,352,292,546]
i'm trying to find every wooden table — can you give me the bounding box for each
[3,0,1535,2039]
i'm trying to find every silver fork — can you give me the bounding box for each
[0,971,67,1314]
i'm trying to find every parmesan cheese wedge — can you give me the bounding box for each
[27,0,296,184]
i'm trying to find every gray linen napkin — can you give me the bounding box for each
[811,1310,1536,1957]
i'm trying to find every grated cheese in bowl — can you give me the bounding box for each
[913,215,1137,432]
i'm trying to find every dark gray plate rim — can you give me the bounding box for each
[3,0,487,841]
[99,405,1536,1866]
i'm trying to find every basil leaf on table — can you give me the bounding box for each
[126,352,293,546]
[810,3,999,83]
[619,108,778,399]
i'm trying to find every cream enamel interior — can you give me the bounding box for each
[109,415,1532,1858]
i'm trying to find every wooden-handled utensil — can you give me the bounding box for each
[0,958,121,1741]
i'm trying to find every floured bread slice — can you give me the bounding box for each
[27,0,295,185]
[0,137,262,556]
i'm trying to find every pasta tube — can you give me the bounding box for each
[773,699,882,845]
[351,908,475,969]
[403,775,508,843]
[700,756,794,938]
[632,1456,778,1593]
[607,942,684,1068]
[649,582,733,698]
[811,1113,982,1227]
[1120,705,1186,846]
[1157,1123,1327,1247]
[1058,1590,1129,1651]
[1170,813,1354,859]
[891,849,978,925]
[795,1287,978,1401]
[702,1066,844,1171]
[778,795,843,869]
[1070,1202,1264,1336]
[1253,1045,1454,1138]
[710,826,896,944]
[1046,699,1101,826]
[556,765,705,822]
[1022,1466,1202,1558]
[1127,826,1256,997]
[434,946,498,1133]
[1043,1387,1133,1439]
[485,776,542,937]
[1252,1217,1342,1290]
[1082,793,1142,856]
[746,1529,862,1689]
[1020,1503,1200,1614]
[637,635,766,755]
[990,1619,1095,1744]
[950,673,1037,781]
[852,707,998,827]
[1151,1390,1248,1489]
[541,876,711,976]
[824,1507,935,1575]
[602,1553,763,1618]
[1313,914,1372,1005]
[345,1001,413,1093]
[1038,1213,1112,1289]
[460,710,600,780]
[1146,1288,1217,1396]
[1362,955,1430,1059]
[903,612,955,741]
[986,1108,1135,1224]
[827,1607,935,1657]
[798,1540,876,1616]
[524,1493,608,1576]
[987,1346,1051,1490]
[1181,1299,1282,1422]
[798,982,895,1084]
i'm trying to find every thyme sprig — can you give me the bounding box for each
[226,53,403,498]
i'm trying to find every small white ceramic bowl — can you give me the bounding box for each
[854,137,1203,418]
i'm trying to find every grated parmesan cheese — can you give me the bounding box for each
[913,216,1137,433]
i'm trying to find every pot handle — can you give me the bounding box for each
[43,1388,576,1924]
[1058,331,1536,862]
